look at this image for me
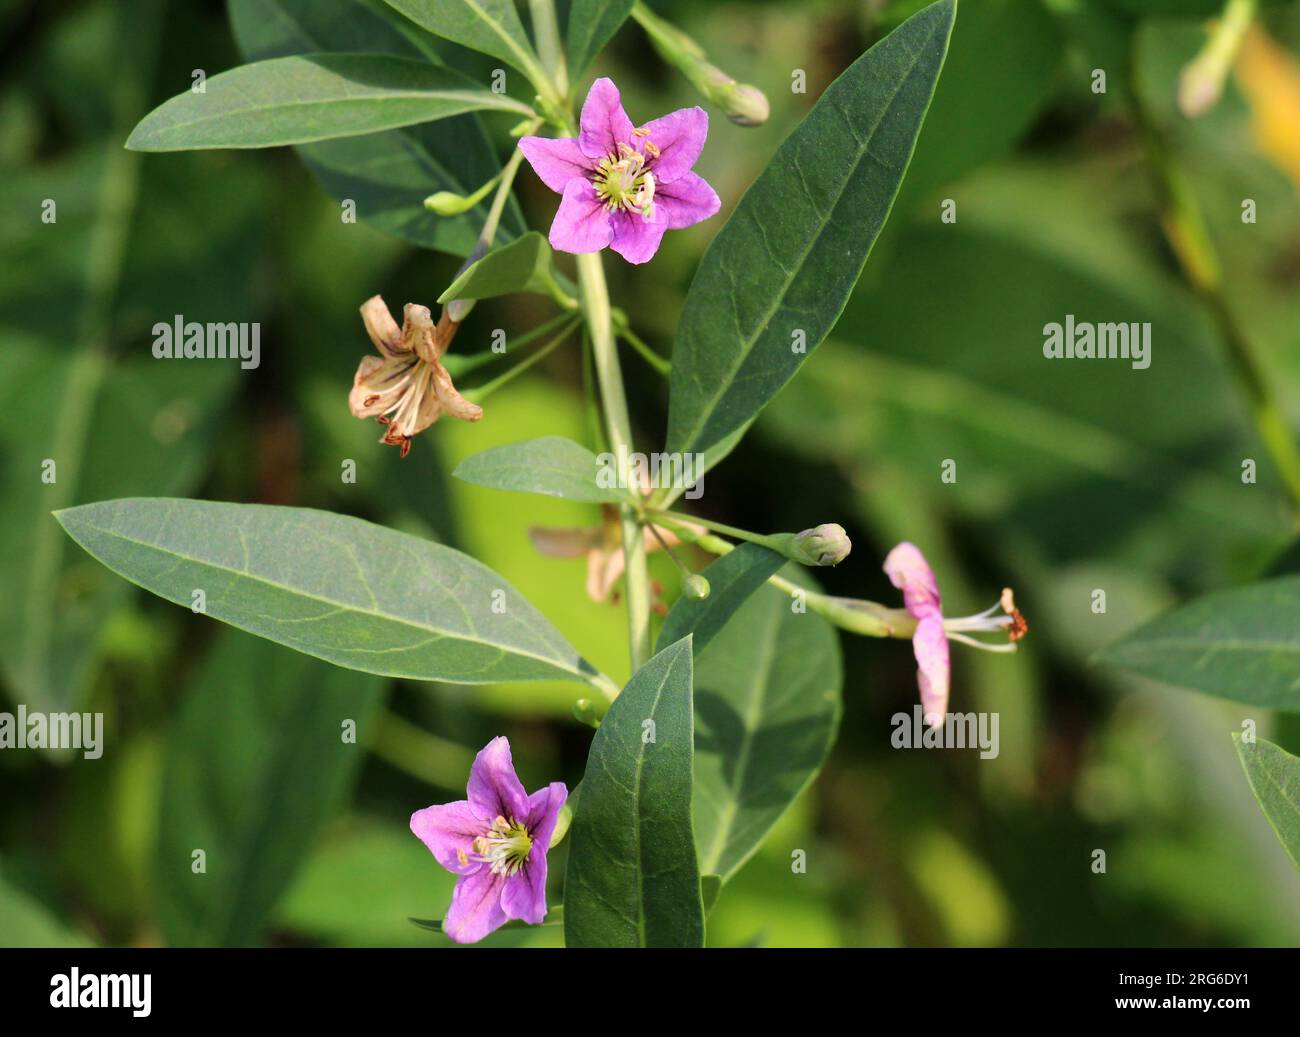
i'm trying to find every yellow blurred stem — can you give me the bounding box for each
[1127,43,1300,524]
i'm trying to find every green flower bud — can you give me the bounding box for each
[633,3,770,127]
[771,523,852,566]
[683,573,711,600]
[572,698,601,728]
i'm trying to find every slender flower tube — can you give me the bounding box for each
[518,78,721,264]
[883,542,1027,728]
[410,737,567,944]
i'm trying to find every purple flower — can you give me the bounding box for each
[518,78,721,264]
[410,736,567,944]
[883,542,1027,729]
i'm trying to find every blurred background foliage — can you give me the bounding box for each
[2,0,1300,948]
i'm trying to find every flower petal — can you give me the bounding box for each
[609,209,667,265]
[655,171,721,230]
[549,179,613,254]
[501,846,548,925]
[359,295,405,357]
[913,614,950,727]
[638,105,708,184]
[883,541,943,619]
[442,867,509,944]
[525,781,568,845]
[499,782,568,926]
[429,357,483,422]
[518,135,591,193]
[579,77,634,159]
[586,545,624,602]
[409,800,483,875]
[467,736,530,822]
[348,353,417,418]
[528,525,603,558]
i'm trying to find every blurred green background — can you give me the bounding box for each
[3,0,1300,948]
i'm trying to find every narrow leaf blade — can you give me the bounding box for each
[665,0,956,468]
[564,0,636,77]
[693,579,843,880]
[128,54,531,151]
[56,498,603,687]
[1096,576,1300,709]
[1234,734,1300,871]
[384,0,541,77]
[157,631,384,946]
[229,0,525,256]
[564,638,704,947]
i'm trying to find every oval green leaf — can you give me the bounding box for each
[55,498,605,687]
[383,0,546,83]
[229,0,525,257]
[437,232,563,303]
[453,436,632,504]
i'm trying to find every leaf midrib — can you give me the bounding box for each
[673,19,940,455]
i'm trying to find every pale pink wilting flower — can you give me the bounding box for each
[410,737,567,944]
[518,78,721,264]
[529,504,685,610]
[349,296,482,457]
[883,542,1028,728]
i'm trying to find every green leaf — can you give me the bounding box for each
[127,55,532,151]
[229,0,524,256]
[157,631,384,946]
[565,638,704,947]
[0,341,237,713]
[0,862,92,948]
[694,579,842,881]
[1096,577,1300,709]
[437,232,562,303]
[383,0,545,82]
[1233,735,1300,872]
[409,905,564,933]
[663,0,955,479]
[453,436,631,504]
[700,873,723,913]
[563,0,636,77]
[656,543,785,656]
[56,498,607,688]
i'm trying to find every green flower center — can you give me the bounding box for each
[593,141,657,220]
[473,815,533,876]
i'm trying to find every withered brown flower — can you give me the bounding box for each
[349,295,482,457]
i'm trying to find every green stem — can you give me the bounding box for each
[576,250,653,672]
[653,514,913,639]
[650,508,787,553]
[368,711,477,789]
[463,317,580,401]
[479,125,538,252]
[1127,37,1300,524]
[614,318,671,375]
[528,0,569,101]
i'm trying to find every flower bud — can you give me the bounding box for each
[786,523,852,566]
[683,573,711,600]
[572,698,601,728]
[633,3,770,126]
